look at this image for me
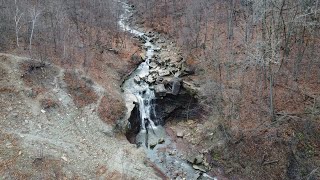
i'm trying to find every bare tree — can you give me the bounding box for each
[29,5,41,52]
[14,0,23,47]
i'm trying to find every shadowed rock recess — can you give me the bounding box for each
[126,85,200,143]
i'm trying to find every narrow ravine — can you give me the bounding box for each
[118,1,216,179]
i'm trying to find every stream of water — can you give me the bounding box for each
[118,1,216,179]
[119,2,157,131]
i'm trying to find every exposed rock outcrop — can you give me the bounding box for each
[155,84,167,97]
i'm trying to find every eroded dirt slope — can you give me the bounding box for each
[0,53,161,179]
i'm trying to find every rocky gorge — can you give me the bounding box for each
[119,1,215,179]
[1,0,319,179]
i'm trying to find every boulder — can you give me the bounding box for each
[133,76,141,84]
[158,39,165,43]
[187,156,195,164]
[140,52,146,61]
[187,155,203,165]
[182,81,199,95]
[150,67,161,74]
[154,47,161,52]
[177,130,184,138]
[158,138,165,144]
[168,67,179,74]
[171,78,181,95]
[149,62,158,68]
[140,76,146,82]
[147,75,156,84]
[158,70,170,77]
[192,165,206,172]
[195,155,203,164]
[169,63,177,68]
[169,149,177,156]
[107,48,119,54]
[155,84,167,97]
[156,77,164,84]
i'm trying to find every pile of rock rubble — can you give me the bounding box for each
[133,31,197,97]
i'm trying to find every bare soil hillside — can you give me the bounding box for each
[0,53,161,179]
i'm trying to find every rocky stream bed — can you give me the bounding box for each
[118,1,216,179]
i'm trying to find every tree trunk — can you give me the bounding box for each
[269,68,275,121]
[14,0,23,47]
[29,7,41,53]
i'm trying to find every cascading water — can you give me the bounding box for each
[119,2,157,132]
[118,1,216,179]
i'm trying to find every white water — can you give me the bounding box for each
[119,1,157,130]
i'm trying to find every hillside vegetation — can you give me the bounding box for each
[0,0,319,179]
[129,0,320,179]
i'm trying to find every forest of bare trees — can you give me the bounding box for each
[130,0,320,121]
[0,0,319,179]
[0,0,127,68]
[2,0,317,118]
[129,0,320,178]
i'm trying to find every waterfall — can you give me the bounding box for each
[119,1,157,131]
[117,2,217,179]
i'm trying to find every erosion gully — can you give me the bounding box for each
[119,1,216,179]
